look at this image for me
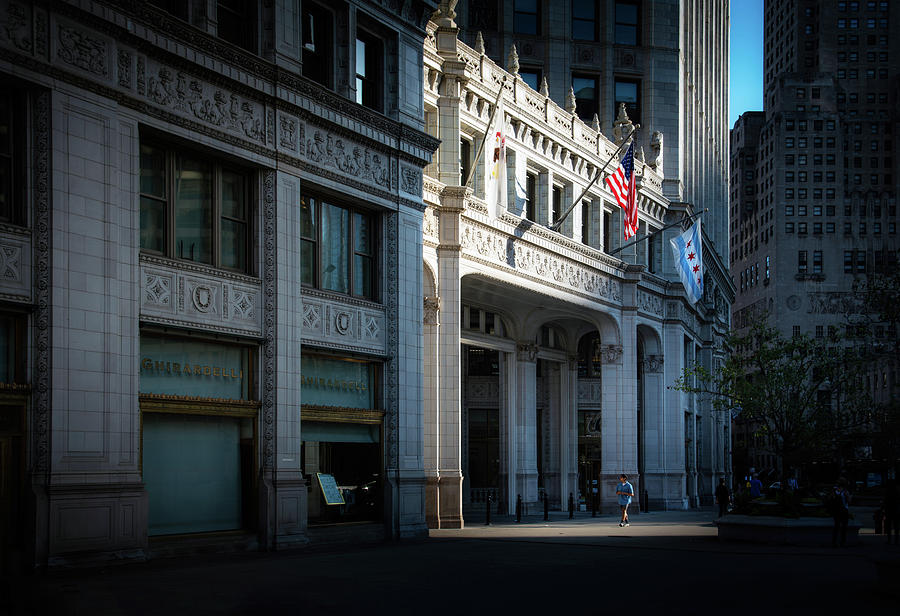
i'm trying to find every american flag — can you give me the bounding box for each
[604,143,638,239]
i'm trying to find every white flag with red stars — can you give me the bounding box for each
[670,220,704,304]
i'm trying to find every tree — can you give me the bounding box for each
[675,320,872,494]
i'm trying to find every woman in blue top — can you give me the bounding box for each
[616,474,635,527]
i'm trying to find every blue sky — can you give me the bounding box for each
[730,0,764,128]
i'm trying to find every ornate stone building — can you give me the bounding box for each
[422,3,733,528]
[0,0,437,570]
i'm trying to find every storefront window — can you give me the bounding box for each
[0,314,25,383]
[139,334,258,536]
[301,354,383,524]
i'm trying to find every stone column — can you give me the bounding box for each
[544,362,561,507]
[599,343,632,513]
[423,296,440,528]
[500,349,517,515]
[435,187,467,528]
[515,342,539,510]
[562,356,579,510]
[640,354,666,511]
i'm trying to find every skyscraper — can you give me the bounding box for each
[730,0,899,480]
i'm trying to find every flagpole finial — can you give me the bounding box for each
[507,44,519,75]
[566,86,577,114]
[474,31,485,54]
[539,76,549,97]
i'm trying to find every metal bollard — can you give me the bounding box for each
[485,493,492,526]
[544,492,549,521]
[515,494,522,523]
[592,490,597,517]
[568,493,575,519]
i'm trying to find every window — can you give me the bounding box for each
[572,0,598,41]
[519,69,542,91]
[300,192,377,300]
[614,79,640,126]
[844,251,853,272]
[355,31,383,111]
[785,205,794,216]
[525,172,536,221]
[793,326,801,338]
[614,1,639,45]
[786,137,795,148]
[786,222,795,233]
[302,1,333,88]
[0,88,26,226]
[572,74,599,122]
[217,0,256,52]
[582,201,592,246]
[826,222,835,233]
[551,185,562,224]
[140,141,251,272]
[844,221,852,234]
[856,250,866,273]
[798,250,808,273]
[813,251,823,273]
[514,0,540,35]
[813,222,822,234]
[798,222,807,234]
[798,205,807,216]
[813,205,822,216]
[460,138,472,185]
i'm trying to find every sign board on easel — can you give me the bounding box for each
[316,473,345,505]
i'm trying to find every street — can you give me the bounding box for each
[6,509,898,615]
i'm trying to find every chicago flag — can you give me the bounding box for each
[670,220,704,304]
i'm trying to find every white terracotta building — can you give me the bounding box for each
[421,5,733,527]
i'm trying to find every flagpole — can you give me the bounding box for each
[549,127,636,233]
[608,208,707,256]
[463,78,507,191]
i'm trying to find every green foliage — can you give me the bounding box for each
[674,320,872,489]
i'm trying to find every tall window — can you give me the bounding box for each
[0,89,26,226]
[355,31,383,111]
[551,185,562,224]
[798,250,808,273]
[302,1,333,88]
[217,0,256,52]
[525,172,536,221]
[300,192,377,300]
[514,0,540,35]
[572,74,599,122]
[572,0,598,41]
[581,201,591,245]
[460,138,472,185]
[615,79,641,126]
[615,1,640,45]
[140,141,250,272]
[812,250,823,273]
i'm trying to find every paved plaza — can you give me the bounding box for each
[5,508,898,615]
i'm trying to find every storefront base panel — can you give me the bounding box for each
[307,521,386,546]
[424,476,440,529]
[148,531,259,560]
[436,475,463,529]
[274,472,309,550]
[47,482,148,567]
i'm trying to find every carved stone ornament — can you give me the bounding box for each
[33,90,51,473]
[423,296,440,325]
[460,223,622,302]
[261,170,276,469]
[400,166,421,194]
[0,243,21,281]
[117,49,132,89]
[643,354,664,373]
[601,344,623,365]
[145,64,264,143]
[57,25,108,76]
[3,2,32,52]
[302,126,390,188]
[279,114,297,150]
[517,342,538,362]
[613,103,635,146]
[507,44,519,75]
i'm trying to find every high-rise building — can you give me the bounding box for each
[730,0,899,481]
[421,0,733,527]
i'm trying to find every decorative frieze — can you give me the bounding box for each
[466,377,499,404]
[299,123,391,189]
[577,379,603,406]
[638,290,664,317]
[460,221,622,302]
[300,291,386,355]
[0,233,29,302]
[140,260,262,336]
[56,24,108,77]
[141,59,266,144]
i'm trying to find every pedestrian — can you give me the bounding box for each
[749,473,762,498]
[616,474,635,527]
[830,477,851,548]
[715,478,730,518]
[884,480,900,546]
